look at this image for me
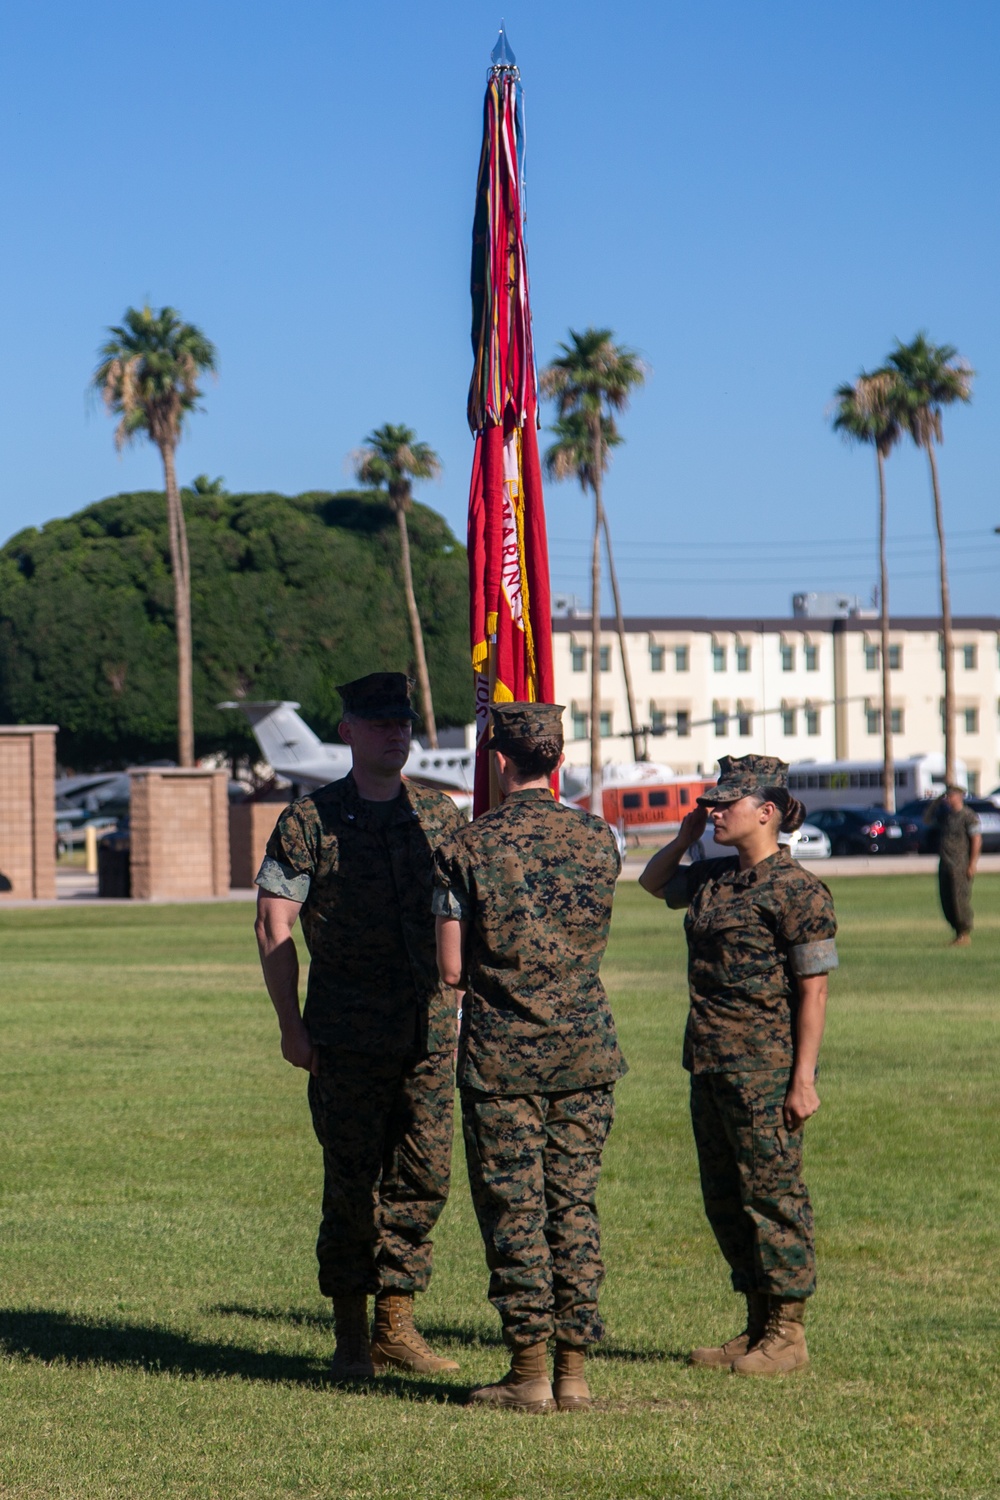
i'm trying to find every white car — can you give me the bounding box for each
[690,820,831,862]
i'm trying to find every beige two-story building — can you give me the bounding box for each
[553,614,1000,795]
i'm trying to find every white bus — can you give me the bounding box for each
[787,754,966,812]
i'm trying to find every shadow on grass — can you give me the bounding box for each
[0,1308,468,1403]
[210,1305,687,1366]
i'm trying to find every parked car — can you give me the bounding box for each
[690,820,831,862]
[805,806,920,856]
[897,797,1000,855]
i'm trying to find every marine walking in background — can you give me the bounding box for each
[253,672,466,1380]
[434,702,626,1413]
[925,785,982,946]
[640,754,838,1376]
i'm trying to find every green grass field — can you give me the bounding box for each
[0,878,998,1499]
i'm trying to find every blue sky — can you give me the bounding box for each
[2,0,998,618]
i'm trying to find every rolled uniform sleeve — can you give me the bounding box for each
[255,805,318,902]
[664,857,737,910]
[432,846,473,921]
[780,877,839,976]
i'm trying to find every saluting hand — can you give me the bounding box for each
[678,805,709,848]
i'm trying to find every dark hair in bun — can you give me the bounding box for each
[752,785,806,834]
[502,736,563,782]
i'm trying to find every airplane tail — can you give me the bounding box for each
[219,701,324,771]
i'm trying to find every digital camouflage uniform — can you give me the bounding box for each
[257,772,465,1298]
[664,756,838,1302]
[433,763,626,1351]
[931,801,981,937]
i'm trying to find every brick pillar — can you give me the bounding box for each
[0,725,58,900]
[229,800,289,889]
[128,767,231,900]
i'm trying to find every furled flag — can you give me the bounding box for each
[467,26,555,816]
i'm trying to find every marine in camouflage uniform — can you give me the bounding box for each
[433,702,626,1412]
[644,754,838,1375]
[927,790,982,943]
[255,672,465,1379]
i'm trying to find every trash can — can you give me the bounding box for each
[97,826,131,898]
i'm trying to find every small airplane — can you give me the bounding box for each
[220,700,477,799]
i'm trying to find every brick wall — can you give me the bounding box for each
[0,726,57,900]
[129,768,231,900]
[229,800,289,889]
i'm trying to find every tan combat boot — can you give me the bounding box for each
[689,1290,769,1369]
[468,1340,555,1413]
[330,1295,375,1381]
[370,1291,460,1374]
[553,1341,591,1411]
[732,1296,809,1376]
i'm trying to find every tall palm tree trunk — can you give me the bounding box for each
[926,441,955,785]
[601,512,643,761]
[395,506,438,749]
[589,418,604,817]
[160,441,195,767]
[876,448,894,812]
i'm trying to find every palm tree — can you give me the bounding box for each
[353,423,441,747]
[93,305,217,767]
[540,330,647,805]
[832,371,903,811]
[543,409,643,766]
[886,334,974,786]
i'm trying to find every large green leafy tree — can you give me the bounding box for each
[886,334,974,786]
[352,424,441,748]
[92,305,217,766]
[832,371,903,811]
[541,330,646,796]
[0,489,470,768]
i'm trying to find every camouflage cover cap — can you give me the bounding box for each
[697,754,789,805]
[337,672,419,721]
[486,701,565,751]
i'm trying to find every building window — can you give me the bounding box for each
[675,646,689,672]
[888,644,902,670]
[890,707,904,734]
[571,711,587,741]
[782,705,797,736]
[737,703,752,736]
[968,770,980,795]
[864,643,879,670]
[963,644,977,670]
[676,709,691,738]
[599,711,612,737]
[599,646,611,672]
[866,705,882,735]
[712,701,727,736]
[964,707,979,733]
[805,706,820,736]
[804,644,818,672]
[712,643,726,672]
[650,708,667,734]
[649,645,665,672]
[781,643,795,672]
[736,644,751,672]
[570,645,586,672]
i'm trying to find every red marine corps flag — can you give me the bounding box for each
[467,25,555,816]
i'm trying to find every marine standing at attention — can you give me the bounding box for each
[925,786,982,946]
[433,703,626,1414]
[639,755,837,1376]
[254,673,466,1380]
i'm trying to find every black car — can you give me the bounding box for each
[806,806,921,856]
[896,797,1000,855]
